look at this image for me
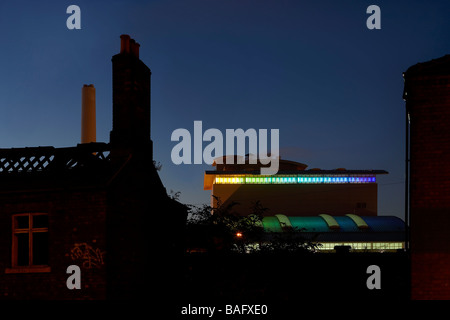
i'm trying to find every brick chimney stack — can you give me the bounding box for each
[110,34,152,161]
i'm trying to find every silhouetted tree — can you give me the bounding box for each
[185,197,319,254]
[168,189,181,201]
[153,160,162,171]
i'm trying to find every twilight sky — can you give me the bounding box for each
[0,0,449,220]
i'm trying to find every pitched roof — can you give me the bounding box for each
[404,54,450,77]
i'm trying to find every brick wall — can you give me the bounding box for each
[412,253,450,299]
[0,189,107,299]
[406,61,450,299]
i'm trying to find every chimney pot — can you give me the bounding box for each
[81,84,96,144]
[120,34,131,54]
[131,42,140,58]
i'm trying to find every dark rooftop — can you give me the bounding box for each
[404,54,450,77]
[0,142,112,190]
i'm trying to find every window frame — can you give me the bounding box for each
[6,213,51,273]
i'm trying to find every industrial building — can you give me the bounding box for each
[203,157,405,252]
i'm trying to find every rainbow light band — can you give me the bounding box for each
[214,175,376,185]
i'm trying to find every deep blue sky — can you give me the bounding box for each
[0,1,449,219]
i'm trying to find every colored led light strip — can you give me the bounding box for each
[214,175,376,184]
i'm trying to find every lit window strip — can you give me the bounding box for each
[316,242,404,251]
[214,175,376,185]
[242,242,404,253]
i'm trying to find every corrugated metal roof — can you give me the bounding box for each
[260,215,405,242]
[361,216,405,232]
[334,216,361,232]
[289,216,329,232]
[262,216,283,232]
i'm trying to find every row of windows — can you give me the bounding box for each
[240,241,404,253]
[318,242,404,251]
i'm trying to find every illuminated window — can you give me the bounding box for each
[11,213,49,268]
[315,242,403,252]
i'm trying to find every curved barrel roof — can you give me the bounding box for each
[261,215,405,242]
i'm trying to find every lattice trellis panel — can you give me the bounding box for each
[0,143,110,174]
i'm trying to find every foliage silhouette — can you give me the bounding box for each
[186,196,320,255]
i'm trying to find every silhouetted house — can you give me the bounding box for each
[403,54,450,299]
[0,35,187,300]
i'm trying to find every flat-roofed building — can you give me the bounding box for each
[204,157,388,217]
